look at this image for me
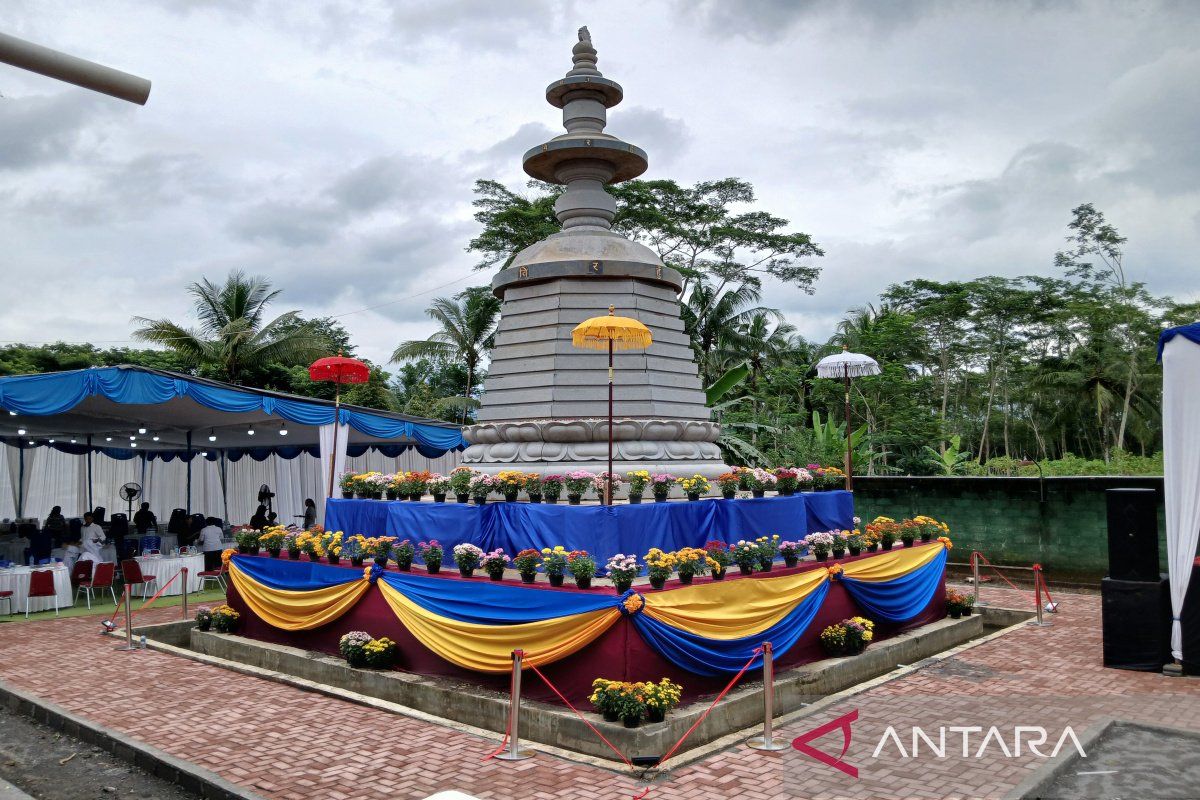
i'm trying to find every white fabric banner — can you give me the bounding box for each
[1162,333,1200,661]
[317,423,350,518]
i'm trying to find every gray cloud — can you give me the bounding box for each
[0,92,117,169]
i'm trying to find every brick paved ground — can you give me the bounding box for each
[1,584,1198,800]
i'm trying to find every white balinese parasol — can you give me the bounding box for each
[815,347,880,490]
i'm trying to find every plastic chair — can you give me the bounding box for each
[109,513,129,537]
[140,535,161,554]
[197,561,227,592]
[26,569,59,617]
[69,560,93,587]
[76,562,117,610]
[120,559,158,599]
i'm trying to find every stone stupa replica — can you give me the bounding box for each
[462,28,728,479]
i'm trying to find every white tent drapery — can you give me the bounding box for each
[1160,323,1200,662]
[317,422,349,519]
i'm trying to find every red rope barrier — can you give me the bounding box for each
[528,661,635,768]
[129,569,181,618]
[973,552,1035,601]
[659,647,762,766]
[482,662,516,761]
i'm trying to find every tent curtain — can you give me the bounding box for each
[317,423,349,518]
[1160,325,1200,661]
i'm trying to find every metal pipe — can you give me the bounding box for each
[180,567,189,620]
[114,584,137,651]
[747,642,787,750]
[1030,565,1052,627]
[971,551,988,607]
[495,649,534,760]
[0,32,150,104]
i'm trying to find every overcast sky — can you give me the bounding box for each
[1,0,1197,368]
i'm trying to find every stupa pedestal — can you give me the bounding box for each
[462,28,728,478]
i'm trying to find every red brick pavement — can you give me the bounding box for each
[0,585,1198,800]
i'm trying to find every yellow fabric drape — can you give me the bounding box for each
[840,542,946,583]
[229,562,370,631]
[376,581,621,672]
[642,567,829,640]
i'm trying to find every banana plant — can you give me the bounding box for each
[921,434,972,475]
[705,363,751,406]
[812,410,867,452]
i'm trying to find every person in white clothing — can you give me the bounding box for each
[76,513,108,576]
[197,517,225,571]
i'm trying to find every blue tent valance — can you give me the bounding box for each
[0,366,468,454]
[1158,322,1200,362]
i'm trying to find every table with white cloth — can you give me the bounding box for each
[134,554,204,596]
[0,564,72,613]
[0,538,26,563]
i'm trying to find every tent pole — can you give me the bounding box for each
[220,449,228,524]
[185,431,192,515]
[86,435,93,511]
[17,442,24,519]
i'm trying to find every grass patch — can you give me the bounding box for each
[0,586,227,624]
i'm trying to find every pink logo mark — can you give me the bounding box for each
[792,709,858,778]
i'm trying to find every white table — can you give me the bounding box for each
[134,553,204,596]
[0,564,72,613]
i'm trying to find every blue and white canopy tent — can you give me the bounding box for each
[0,365,467,525]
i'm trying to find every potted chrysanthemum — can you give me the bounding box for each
[453,543,484,578]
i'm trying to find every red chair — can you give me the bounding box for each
[0,590,12,616]
[26,569,59,617]
[76,562,117,609]
[197,561,227,592]
[120,559,158,599]
[70,560,93,587]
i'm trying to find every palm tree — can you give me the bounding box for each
[131,271,330,384]
[680,280,780,384]
[391,287,500,424]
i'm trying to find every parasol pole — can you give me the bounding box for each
[327,376,340,499]
[844,360,852,491]
[608,334,614,506]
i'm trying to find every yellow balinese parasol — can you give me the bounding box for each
[572,306,653,505]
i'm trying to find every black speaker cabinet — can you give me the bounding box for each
[1183,560,1200,676]
[1105,488,1160,582]
[1101,575,1170,671]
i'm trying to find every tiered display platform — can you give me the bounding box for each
[223,532,948,704]
[323,492,854,560]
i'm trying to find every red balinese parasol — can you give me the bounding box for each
[309,354,370,497]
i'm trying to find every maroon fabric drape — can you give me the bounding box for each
[224,546,947,704]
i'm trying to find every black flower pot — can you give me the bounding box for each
[433,494,446,503]
[268,548,280,558]
[287,549,301,560]
[815,553,828,562]
[902,539,914,548]
[411,493,424,502]
[758,560,773,572]
[474,497,488,505]
[628,495,643,505]
[544,497,559,505]
[528,494,542,504]
[426,562,441,575]
[647,708,666,724]
[327,555,340,565]
[614,579,632,593]
[386,490,399,501]
[568,495,582,505]
[341,491,353,499]
[739,564,753,576]
[921,533,933,542]
[711,569,726,581]
[848,546,861,556]
[455,493,469,504]
[722,490,736,500]
[460,567,476,578]
[883,541,895,551]
[374,557,388,566]
[654,494,668,503]
[603,709,620,723]
[687,492,700,502]
[574,575,592,590]
[780,488,795,496]
[351,557,365,567]
[396,561,412,572]
[949,609,962,619]
[678,573,693,585]
[196,619,211,632]
[488,570,505,582]
[237,545,250,554]
[784,556,798,568]
[867,543,879,553]
[962,607,973,616]
[549,573,565,587]
[520,571,536,584]
[622,716,641,729]
[649,576,666,589]
[752,489,765,498]
[504,492,519,502]
[832,548,846,559]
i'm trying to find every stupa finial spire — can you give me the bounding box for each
[569,26,600,78]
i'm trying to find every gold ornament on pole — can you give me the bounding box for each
[571,306,653,505]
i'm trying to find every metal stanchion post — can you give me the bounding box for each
[971,551,988,607]
[495,649,534,761]
[748,642,787,750]
[113,584,138,651]
[1029,565,1051,627]
[180,568,189,620]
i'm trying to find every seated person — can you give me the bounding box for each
[196,517,226,572]
[133,502,157,535]
[248,504,269,530]
[43,506,67,546]
[75,513,108,575]
[25,527,54,565]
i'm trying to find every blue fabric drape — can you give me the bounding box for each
[1158,322,1200,361]
[323,493,854,564]
[840,549,948,622]
[231,554,363,591]
[632,582,830,676]
[0,366,467,454]
[379,571,621,624]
